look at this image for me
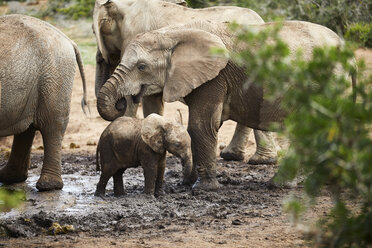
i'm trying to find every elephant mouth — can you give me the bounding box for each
[115,97,127,113]
[132,85,146,104]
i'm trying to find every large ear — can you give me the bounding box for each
[163,28,229,102]
[93,0,111,62]
[141,114,166,154]
[93,0,125,63]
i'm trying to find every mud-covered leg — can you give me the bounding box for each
[0,126,36,184]
[220,123,252,161]
[186,94,223,191]
[142,157,159,195]
[142,93,164,117]
[248,130,278,165]
[36,128,64,191]
[113,169,125,197]
[95,173,111,197]
[154,155,166,197]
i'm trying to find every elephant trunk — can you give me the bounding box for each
[97,65,128,121]
[181,153,197,185]
[95,51,112,97]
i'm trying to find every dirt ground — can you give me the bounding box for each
[0,49,371,247]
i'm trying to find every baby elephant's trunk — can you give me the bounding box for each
[181,154,196,185]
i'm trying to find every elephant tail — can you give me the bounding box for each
[72,42,90,115]
[96,142,101,172]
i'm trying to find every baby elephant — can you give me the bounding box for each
[95,114,195,197]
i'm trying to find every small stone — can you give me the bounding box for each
[232,219,243,225]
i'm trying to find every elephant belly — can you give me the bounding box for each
[0,100,35,136]
[0,85,36,136]
[227,84,286,131]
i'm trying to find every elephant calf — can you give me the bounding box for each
[95,114,195,197]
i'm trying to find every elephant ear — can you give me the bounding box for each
[93,0,125,63]
[141,114,166,154]
[163,29,229,102]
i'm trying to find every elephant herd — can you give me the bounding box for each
[0,0,350,194]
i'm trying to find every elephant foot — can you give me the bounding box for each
[220,151,245,161]
[192,177,221,192]
[94,190,105,197]
[267,174,304,189]
[114,189,125,197]
[182,170,198,186]
[154,188,165,198]
[0,164,28,184]
[220,148,245,161]
[248,153,277,165]
[36,174,63,191]
[142,193,156,200]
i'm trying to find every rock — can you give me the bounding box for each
[232,219,243,225]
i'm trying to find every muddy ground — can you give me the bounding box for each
[0,49,371,247]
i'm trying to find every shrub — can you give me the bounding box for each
[46,0,94,20]
[345,22,372,48]
[0,0,25,6]
[0,188,25,212]
[227,23,372,246]
[187,0,372,38]
[288,0,372,36]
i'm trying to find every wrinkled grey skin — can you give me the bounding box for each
[0,15,89,191]
[95,114,195,197]
[97,20,347,191]
[93,0,277,164]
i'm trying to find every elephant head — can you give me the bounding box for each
[93,0,188,65]
[96,24,229,121]
[141,114,194,184]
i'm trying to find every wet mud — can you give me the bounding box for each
[0,151,295,246]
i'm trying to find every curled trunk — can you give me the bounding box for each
[97,72,127,121]
[181,156,197,185]
[95,50,112,97]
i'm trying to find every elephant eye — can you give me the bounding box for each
[137,63,146,72]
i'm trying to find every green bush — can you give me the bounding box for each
[46,0,94,19]
[187,0,372,39]
[345,22,372,48]
[0,0,25,6]
[0,188,25,212]
[288,0,372,36]
[227,23,372,246]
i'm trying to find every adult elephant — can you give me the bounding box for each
[92,0,278,164]
[96,20,347,190]
[0,14,88,191]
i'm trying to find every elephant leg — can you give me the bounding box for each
[248,130,278,165]
[142,93,164,117]
[113,168,125,197]
[0,126,36,184]
[187,105,222,191]
[95,172,111,197]
[36,128,65,191]
[154,155,166,197]
[220,123,252,161]
[142,157,159,195]
[188,124,221,191]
